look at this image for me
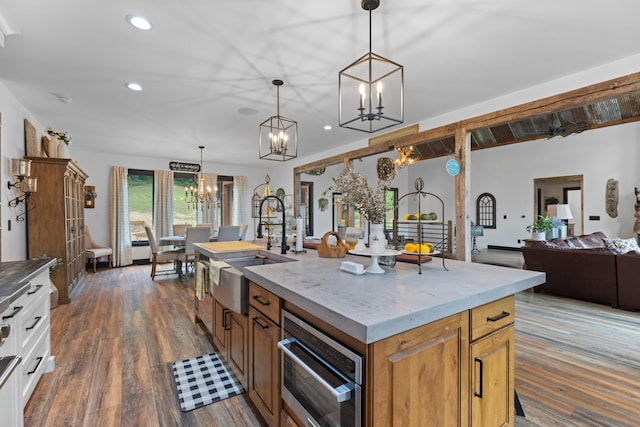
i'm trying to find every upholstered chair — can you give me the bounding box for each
[145,226,184,279]
[178,226,211,274]
[84,225,113,273]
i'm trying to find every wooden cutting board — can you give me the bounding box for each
[197,241,264,253]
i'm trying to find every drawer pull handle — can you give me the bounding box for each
[27,356,44,375]
[486,311,510,322]
[27,284,44,295]
[2,306,23,320]
[26,316,42,331]
[252,317,269,330]
[252,295,270,306]
[474,357,484,398]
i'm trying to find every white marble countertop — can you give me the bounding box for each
[243,249,545,344]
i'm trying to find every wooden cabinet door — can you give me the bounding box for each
[370,312,469,427]
[228,310,248,389]
[248,306,280,427]
[213,299,227,355]
[470,326,514,427]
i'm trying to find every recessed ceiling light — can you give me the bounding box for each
[324,124,333,130]
[238,107,258,115]
[126,82,143,91]
[126,15,152,31]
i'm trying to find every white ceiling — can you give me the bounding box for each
[1,0,639,166]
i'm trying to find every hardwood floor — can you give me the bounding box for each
[24,264,265,427]
[24,263,640,426]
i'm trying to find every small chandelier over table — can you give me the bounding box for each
[259,79,298,161]
[186,145,216,211]
[339,0,404,133]
[394,146,417,168]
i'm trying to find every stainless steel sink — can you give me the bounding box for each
[215,255,289,315]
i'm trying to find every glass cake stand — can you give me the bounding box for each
[348,249,402,274]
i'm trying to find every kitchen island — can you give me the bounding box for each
[194,246,545,427]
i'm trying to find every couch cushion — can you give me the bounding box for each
[604,237,640,254]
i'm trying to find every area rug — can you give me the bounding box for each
[171,352,244,412]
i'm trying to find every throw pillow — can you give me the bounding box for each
[604,237,640,254]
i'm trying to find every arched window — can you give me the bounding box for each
[476,193,496,229]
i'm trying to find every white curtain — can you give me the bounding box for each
[200,173,218,227]
[233,176,247,226]
[109,166,133,267]
[153,169,174,238]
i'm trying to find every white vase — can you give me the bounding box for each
[48,137,60,158]
[533,231,546,241]
[369,223,387,253]
[58,142,70,158]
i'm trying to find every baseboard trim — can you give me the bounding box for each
[488,245,522,252]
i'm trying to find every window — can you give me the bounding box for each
[174,173,198,225]
[218,175,234,226]
[128,169,153,242]
[385,187,398,231]
[476,193,496,229]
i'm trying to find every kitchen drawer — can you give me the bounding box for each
[19,288,49,355]
[249,282,280,325]
[21,328,50,406]
[470,296,514,342]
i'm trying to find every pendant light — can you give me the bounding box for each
[339,0,404,133]
[259,79,298,161]
[185,146,215,211]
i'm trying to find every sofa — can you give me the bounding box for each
[521,232,640,310]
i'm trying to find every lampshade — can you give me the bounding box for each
[338,0,404,133]
[556,204,573,220]
[259,80,298,161]
[547,204,573,220]
[11,158,31,178]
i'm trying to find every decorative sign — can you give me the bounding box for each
[169,161,200,173]
[446,158,460,176]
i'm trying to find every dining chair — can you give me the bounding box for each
[179,226,211,274]
[238,224,248,241]
[84,225,113,273]
[196,223,215,236]
[173,223,192,236]
[217,225,241,242]
[145,226,184,279]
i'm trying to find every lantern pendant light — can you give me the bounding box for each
[259,79,298,161]
[339,0,404,133]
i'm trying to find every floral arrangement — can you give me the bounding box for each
[46,128,72,145]
[325,169,389,224]
[526,215,553,233]
[550,216,563,229]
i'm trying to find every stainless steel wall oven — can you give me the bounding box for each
[278,310,363,427]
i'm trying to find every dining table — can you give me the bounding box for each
[158,234,218,247]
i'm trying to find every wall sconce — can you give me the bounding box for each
[7,158,38,221]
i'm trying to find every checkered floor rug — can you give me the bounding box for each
[171,352,244,412]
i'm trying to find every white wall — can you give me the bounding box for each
[1,82,45,261]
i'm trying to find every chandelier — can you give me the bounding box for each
[259,79,298,161]
[186,146,215,211]
[339,0,404,133]
[394,146,417,168]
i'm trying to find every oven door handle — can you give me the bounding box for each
[278,337,353,403]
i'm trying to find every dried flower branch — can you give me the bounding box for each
[46,128,72,145]
[324,169,389,224]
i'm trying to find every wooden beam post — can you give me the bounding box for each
[455,127,471,261]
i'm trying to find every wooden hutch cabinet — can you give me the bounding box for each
[27,157,88,304]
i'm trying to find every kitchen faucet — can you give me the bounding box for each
[257,195,288,254]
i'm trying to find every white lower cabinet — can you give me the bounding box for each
[1,265,53,427]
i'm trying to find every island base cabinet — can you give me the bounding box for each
[470,326,515,427]
[368,312,470,427]
[195,292,214,338]
[212,299,248,389]
[248,306,281,427]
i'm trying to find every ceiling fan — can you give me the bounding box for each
[539,120,591,139]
